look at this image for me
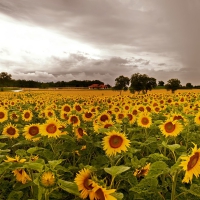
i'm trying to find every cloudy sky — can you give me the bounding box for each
[0,0,200,86]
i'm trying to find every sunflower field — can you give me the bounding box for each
[1,90,200,200]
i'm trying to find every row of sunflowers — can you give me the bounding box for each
[1,91,200,199]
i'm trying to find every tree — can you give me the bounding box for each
[129,73,157,94]
[165,78,181,93]
[186,83,193,89]
[158,81,165,86]
[0,72,12,87]
[113,75,130,95]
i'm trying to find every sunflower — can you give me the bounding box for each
[2,123,19,138]
[13,169,32,184]
[126,113,136,124]
[159,118,183,137]
[97,112,111,123]
[45,109,55,118]
[68,115,80,127]
[23,124,41,141]
[102,121,114,129]
[4,155,26,163]
[41,118,62,138]
[74,168,97,199]
[82,111,94,122]
[60,110,69,120]
[194,112,200,125]
[134,163,151,178]
[75,127,87,139]
[137,112,152,128]
[115,113,125,123]
[180,144,200,183]
[39,170,57,188]
[0,107,8,123]
[22,109,33,122]
[102,131,130,156]
[61,104,72,113]
[92,184,117,200]
[9,112,19,122]
[73,103,83,113]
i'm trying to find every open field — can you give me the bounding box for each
[12,88,200,96]
[1,89,200,199]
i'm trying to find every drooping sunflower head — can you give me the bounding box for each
[13,169,32,184]
[4,155,26,163]
[180,144,200,183]
[74,168,97,199]
[134,163,151,178]
[159,118,183,137]
[23,123,41,141]
[75,127,87,139]
[102,131,130,156]
[2,123,19,139]
[39,170,57,188]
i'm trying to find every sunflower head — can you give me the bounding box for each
[102,130,130,157]
[180,144,200,183]
[159,118,183,137]
[39,170,57,188]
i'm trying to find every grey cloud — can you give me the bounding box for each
[1,0,200,85]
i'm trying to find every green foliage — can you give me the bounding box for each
[130,73,157,94]
[113,75,130,94]
[104,165,130,177]
[165,78,181,93]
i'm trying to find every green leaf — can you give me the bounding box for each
[27,147,45,154]
[180,184,200,197]
[7,191,23,200]
[141,137,157,146]
[0,142,6,148]
[130,178,158,194]
[15,149,27,157]
[0,149,10,153]
[0,162,12,175]
[162,141,180,152]
[146,161,169,178]
[48,159,65,169]
[0,135,9,139]
[58,179,80,196]
[111,192,124,200]
[148,153,169,162]
[23,162,44,172]
[104,165,130,177]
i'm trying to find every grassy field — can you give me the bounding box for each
[18,88,200,96]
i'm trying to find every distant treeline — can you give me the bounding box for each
[0,79,107,88]
[0,72,109,88]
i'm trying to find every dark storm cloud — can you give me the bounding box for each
[1,0,200,85]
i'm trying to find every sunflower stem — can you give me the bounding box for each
[45,191,49,200]
[171,170,178,200]
[110,176,115,189]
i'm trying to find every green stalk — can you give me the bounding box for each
[171,171,178,200]
[45,191,49,200]
[109,176,115,189]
